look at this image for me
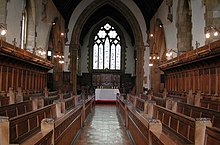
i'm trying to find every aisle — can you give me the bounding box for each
[73,105,133,145]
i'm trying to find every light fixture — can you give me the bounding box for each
[166,49,178,59]
[150,34,154,37]
[47,50,52,56]
[205,26,220,39]
[0,23,7,36]
[61,32,64,36]
[149,53,160,66]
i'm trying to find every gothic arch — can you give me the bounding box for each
[69,0,145,94]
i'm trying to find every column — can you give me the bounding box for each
[135,45,144,95]
[70,43,79,94]
[0,65,2,91]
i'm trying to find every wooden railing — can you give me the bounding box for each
[9,104,56,144]
[0,100,32,118]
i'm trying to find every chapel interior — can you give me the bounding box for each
[0,0,220,145]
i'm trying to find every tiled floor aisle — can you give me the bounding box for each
[73,105,133,145]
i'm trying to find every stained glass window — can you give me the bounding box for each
[93,23,121,70]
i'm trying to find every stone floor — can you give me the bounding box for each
[73,104,133,145]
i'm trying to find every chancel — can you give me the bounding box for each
[0,0,220,145]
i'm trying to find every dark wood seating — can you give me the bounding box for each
[153,104,211,145]
[177,101,220,128]
[0,100,32,118]
[54,106,82,145]
[60,96,76,113]
[0,96,9,106]
[117,97,177,145]
[135,97,145,112]
[44,91,60,106]
[200,99,220,111]
[9,104,56,144]
[62,93,72,99]
[205,127,220,145]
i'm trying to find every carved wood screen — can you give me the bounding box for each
[92,74,120,88]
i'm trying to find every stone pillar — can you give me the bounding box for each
[70,43,79,95]
[41,118,54,145]
[195,118,212,145]
[0,116,9,145]
[135,45,144,95]
[7,87,15,104]
[205,0,220,43]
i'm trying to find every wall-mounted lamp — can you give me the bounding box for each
[205,26,220,38]
[0,23,7,36]
[166,49,178,58]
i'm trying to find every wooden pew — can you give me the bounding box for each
[205,127,220,145]
[153,105,212,145]
[9,104,56,144]
[0,100,32,118]
[44,91,60,106]
[200,99,220,111]
[54,106,83,145]
[177,101,220,128]
[117,96,177,145]
[0,95,9,106]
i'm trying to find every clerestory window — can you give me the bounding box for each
[93,23,121,70]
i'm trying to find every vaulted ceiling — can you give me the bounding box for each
[52,0,163,44]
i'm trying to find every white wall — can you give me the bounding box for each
[192,0,205,49]
[6,0,64,52]
[6,0,23,45]
[151,0,179,57]
[151,0,206,55]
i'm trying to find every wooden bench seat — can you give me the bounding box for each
[0,96,9,106]
[177,102,220,128]
[153,105,212,145]
[117,97,178,145]
[200,99,220,111]
[0,100,32,118]
[9,104,56,144]
[205,127,220,145]
[21,129,53,145]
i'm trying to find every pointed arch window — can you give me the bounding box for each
[93,23,121,70]
[21,10,27,49]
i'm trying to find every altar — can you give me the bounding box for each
[95,89,120,101]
